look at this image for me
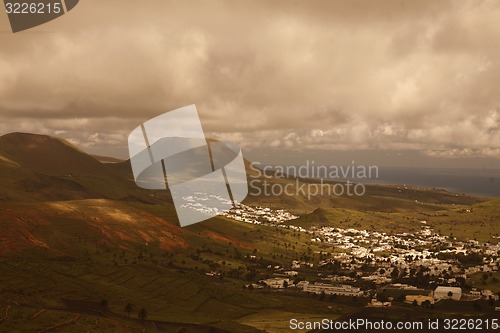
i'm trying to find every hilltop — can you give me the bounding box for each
[0,132,107,175]
[0,132,169,203]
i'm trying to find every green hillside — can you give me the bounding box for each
[0,132,498,332]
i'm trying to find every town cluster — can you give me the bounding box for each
[226,204,500,308]
[220,203,299,224]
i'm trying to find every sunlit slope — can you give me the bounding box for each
[0,198,279,256]
[0,199,187,255]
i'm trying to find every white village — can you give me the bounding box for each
[221,204,500,311]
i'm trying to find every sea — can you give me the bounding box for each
[353,167,500,197]
[263,164,500,197]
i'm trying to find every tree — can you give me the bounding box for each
[473,301,482,312]
[138,307,147,324]
[377,294,389,302]
[124,303,133,319]
[391,267,399,280]
[100,299,108,314]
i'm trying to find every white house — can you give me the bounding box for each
[434,286,462,301]
[261,278,290,289]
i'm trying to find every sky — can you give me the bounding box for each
[0,0,499,168]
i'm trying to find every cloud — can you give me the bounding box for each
[0,0,499,161]
[423,148,500,158]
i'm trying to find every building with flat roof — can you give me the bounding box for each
[261,278,289,289]
[434,286,462,301]
[303,282,363,297]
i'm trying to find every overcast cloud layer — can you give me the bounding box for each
[0,0,499,166]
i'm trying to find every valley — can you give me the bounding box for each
[0,133,499,332]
